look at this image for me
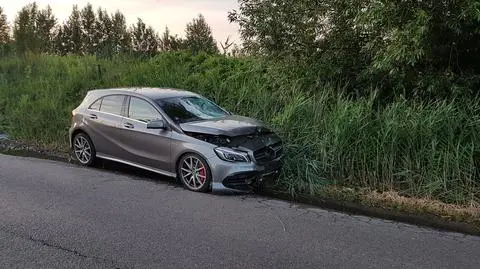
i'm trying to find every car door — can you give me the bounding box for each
[118,96,172,172]
[85,95,128,158]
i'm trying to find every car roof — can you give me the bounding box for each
[88,87,199,100]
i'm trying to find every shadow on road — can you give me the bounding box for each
[92,158,246,196]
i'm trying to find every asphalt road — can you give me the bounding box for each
[0,154,479,269]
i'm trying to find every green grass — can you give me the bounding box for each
[0,53,479,205]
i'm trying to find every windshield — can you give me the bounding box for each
[156,96,229,123]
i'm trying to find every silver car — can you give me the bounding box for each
[69,88,283,192]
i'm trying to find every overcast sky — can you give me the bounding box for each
[2,0,241,44]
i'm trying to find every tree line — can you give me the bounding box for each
[0,3,220,56]
[3,1,479,100]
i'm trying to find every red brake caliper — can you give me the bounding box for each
[198,165,206,183]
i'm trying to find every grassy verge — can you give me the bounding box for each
[264,185,480,233]
[0,53,479,227]
[324,187,480,228]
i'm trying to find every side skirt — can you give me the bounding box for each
[96,153,177,178]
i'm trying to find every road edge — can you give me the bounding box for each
[259,189,480,236]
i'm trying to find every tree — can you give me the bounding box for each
[53,26,68,55]
[131,18,159,54]
[35,5,56,53]
[355,0,480,97]
[13,3,57,54]
[160,26,186,52]
[14,3,39,54]
[80,3,97,54]
[95,8,114,56]
[0,7,9,44]
[185,14,218,54]
[59,5,130,56]
[228,0,326,57]
[229,0,480,99]
[63,5,83,54]
[111,11,131,54]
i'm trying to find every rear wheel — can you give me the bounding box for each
[73,133,96,166]
[178,154,211,192]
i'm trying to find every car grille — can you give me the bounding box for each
[253,142,283,164]
[223,173,257,191]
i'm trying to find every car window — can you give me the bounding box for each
[128,97,162,123]
[100,95,124,115]
[89,99,102,110]
[156,96,228,123]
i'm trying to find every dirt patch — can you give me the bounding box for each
[0,139,72,162]
[261,186,480,235]
[362,190,480,225]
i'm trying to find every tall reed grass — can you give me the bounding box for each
[0,53,478,204]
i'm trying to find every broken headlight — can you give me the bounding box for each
[214,147,250,163]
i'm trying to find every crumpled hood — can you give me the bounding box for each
[179,115,271,137]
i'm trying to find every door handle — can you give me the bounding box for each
[89,114,98,119]
[124,122,134,129]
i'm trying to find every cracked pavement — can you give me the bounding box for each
[0,154,479,269]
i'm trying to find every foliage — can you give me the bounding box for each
[80,4,96,55]
[110,11,131,54]
[131,18,159,54]
[93,8,132,56]
[185,14,219,54]
[356,0,480,99]
[6,3,218,57]
[54,6,132,56]
[0,53,479,204]
[229,0,480,100]
[13,3,56,54]
[62,5,83,54]
[35,5,56,53]
[0,7,9,44]
[13,3,37,53]
[229,0,325,57]
[160,27,187,52]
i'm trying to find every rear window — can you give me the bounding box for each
[100,95,124,115]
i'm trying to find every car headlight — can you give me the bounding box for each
[214,147,251,163]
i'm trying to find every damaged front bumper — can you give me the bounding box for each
[209,156,283,193]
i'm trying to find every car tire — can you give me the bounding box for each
[177,153,212,192]
[72,133,96,166]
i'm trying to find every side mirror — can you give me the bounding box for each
[147,119,166,129]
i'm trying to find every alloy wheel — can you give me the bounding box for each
[73,135,93,165]
[180,156,208,191]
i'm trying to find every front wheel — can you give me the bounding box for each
[177,154,212,192]
[72,133,96,166]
